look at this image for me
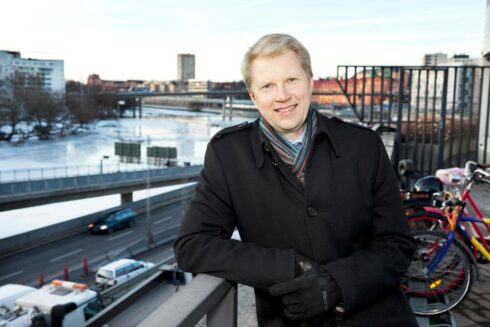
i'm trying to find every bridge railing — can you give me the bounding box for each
[0,162,183,183]
[0,165,203,197]
[137,274,237,327]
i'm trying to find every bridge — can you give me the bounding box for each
[0,164,202,211]
[108,89,352,121]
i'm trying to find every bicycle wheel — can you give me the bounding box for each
[406,212,449,232]
[400,230,473,316]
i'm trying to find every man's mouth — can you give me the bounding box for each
[274,104,297,113]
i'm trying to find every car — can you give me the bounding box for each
[95,259,155,288]
[88,209,136,234]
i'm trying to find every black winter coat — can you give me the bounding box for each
[174,112,418,326]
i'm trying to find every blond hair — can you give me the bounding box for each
[241,34,313,88]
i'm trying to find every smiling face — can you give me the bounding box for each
[248,50,313,141]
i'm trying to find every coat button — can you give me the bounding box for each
[307,207,318,217]
[263,145,270,153]
[271,161,278,167]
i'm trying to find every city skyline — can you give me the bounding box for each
[1,0,485,82]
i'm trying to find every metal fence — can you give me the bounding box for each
[337,65,490,174]
[0,165,202,197]
[3,162,189,184]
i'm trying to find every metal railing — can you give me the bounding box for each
[0,165,202,197]
[0,162,177,183]
[337,65,490,174]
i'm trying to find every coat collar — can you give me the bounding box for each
[250,110,340,169]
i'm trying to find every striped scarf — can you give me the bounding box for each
[259,108,318,184]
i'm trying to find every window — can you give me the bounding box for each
[97,269,114,279]
[116,265,132,276]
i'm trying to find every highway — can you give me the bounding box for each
[0,202,184,289]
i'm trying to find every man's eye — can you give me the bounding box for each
[288,78,297,83]
[262,84,272,90]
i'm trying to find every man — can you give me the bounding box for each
[174,34,417,326]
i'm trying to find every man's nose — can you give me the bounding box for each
[274,84,291,102]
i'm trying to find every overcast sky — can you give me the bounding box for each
[1,0,485,82]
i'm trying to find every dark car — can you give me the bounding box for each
[89,209,136,234]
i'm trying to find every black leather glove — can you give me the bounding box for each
[269,265,340,320]
[294,253,317,276]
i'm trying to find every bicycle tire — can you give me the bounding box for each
[400,230,473,316]
[406,212,449,233]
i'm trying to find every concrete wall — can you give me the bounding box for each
[0,184,196,258]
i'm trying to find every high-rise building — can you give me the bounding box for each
[177,54,195,81]
[484,0,490,62]
[423,53,448,66]
[0,50,64,93]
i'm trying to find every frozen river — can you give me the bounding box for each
[0,107,249,171]
[0,107,252,238]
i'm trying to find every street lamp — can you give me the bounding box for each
[100,155,109,174]
[146,162,154,247]
[117,100,125,118]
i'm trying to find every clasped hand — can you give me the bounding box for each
[268,266,339,320]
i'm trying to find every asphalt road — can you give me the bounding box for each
[0,202,184,289]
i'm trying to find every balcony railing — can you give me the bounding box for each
[137,274,237,327]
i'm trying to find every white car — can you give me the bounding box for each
[95,258,155,288]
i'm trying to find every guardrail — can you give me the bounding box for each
[0,165,202,196]
[137,274,237,327]
[98,257,176,305]
[0,162,169,183]
[0,165,202,212]
[87,259,182,327]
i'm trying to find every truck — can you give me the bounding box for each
[0,280,98,327]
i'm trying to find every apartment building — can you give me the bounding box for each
[0,50,64,93]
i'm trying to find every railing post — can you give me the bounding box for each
[479,67,490,163]
[222,97,227,121]
[436,68,449,169]
[207,284,237,327]
[394,68,406,168]
[229,97,233,121]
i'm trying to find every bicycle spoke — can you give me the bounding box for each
[400,231,473,315]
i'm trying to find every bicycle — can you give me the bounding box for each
[400,161,490,217]
[400,169,490,316]
[406,162,490,261]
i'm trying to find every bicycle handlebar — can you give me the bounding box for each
[465,160,490,174]
[462,161,490,185]
[442,198,466,210]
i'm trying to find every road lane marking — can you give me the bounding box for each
[107,230,133,241]
[126,237,145,248]
[50,249,83,262]
[0,270,23,281]
[153,216,174,225]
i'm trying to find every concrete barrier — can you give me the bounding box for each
[0,184,196,259]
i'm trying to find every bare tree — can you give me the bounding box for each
[12,74,66,140]
[0,74,27,141]
[65,81,98,129]
[95,92,118,118]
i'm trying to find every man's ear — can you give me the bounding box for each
[249,90,256,103]
[309,78,314,95]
